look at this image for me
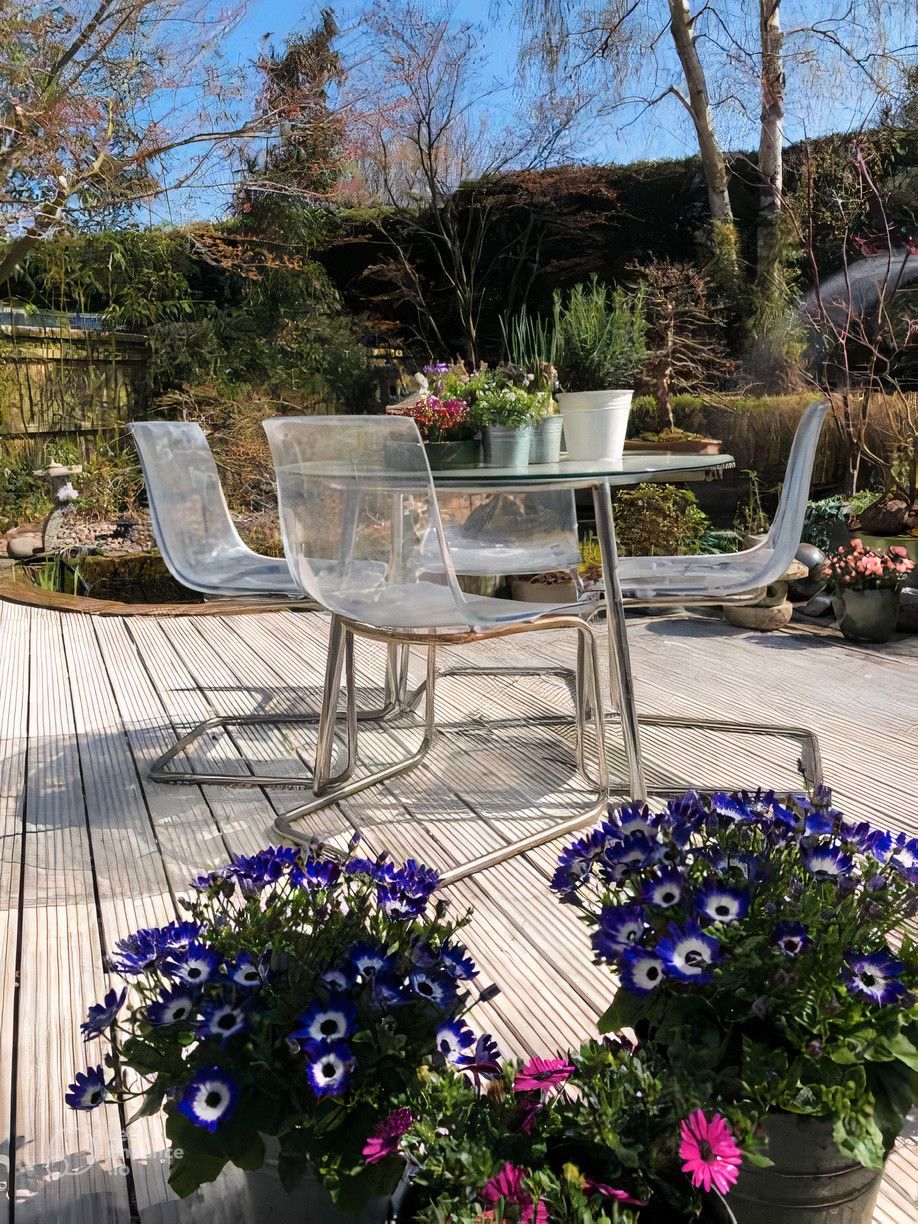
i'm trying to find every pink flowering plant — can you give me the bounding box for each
[552,787,918,1173]
[66,843,486,1210]
[401,394,475,443]
[380,1037,745,1222]
[823,538,915,592]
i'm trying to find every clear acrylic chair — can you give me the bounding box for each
[129,421,401,790]
[263,414,609,885]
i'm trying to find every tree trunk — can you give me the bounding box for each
[755,1,786,304]
[667,1,735,232]
[0,187,70,285]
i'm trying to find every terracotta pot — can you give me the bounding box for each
[832,588,900,643]
[624,436,723,455]
[731,1113,884,1224]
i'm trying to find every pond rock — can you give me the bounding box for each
[7,532,43,560]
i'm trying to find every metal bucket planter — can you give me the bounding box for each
[482,426,532,469]
[236,1145,410,1224]
[731,1114,884,1224]
[556,390,633,461]
[424,439,480,470]
[832,589,900,643]
[529,416,563,464]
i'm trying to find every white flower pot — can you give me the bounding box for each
[556,390,633,461]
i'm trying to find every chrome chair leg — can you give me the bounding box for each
[273,645,440,846]
[148,631,402,789]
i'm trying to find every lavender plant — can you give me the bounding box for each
[67,845,482,1207]
[551,789,918,1171]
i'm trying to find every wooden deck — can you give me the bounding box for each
[0,603,915,1222]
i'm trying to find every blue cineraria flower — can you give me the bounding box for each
[348,942,395,979]
[435,1019,476,1062]
[162,941,221,986]
[551,828,611,892]
[80,986,127,1041]
[177,1066,238,1132]
[662,794,705,845]
[228,951,269,989]
[370,973,410,1009]
[855,826,894,862]
[697,881,749,924]
[890,834,918,884]
[657,921,720,982]
[592,905,645,962]
[147,985,197,1027]
[377,885,427,920]
[620,948,666,994]
[345,856,393,882]
[641,867,684,908]
[291,857,340,890]
[320,965,354,992]
[292,995,356,1044]
[710,791,756,822]
[801,842,853,882]
[408,970,456,1007]
[609,802,660,839]
[65,1065,109,1110]
[438,942,478,981]
[305,1042,354,1098]
[772,922,809,956]
[601,833,663,882]
[843,951,907,1006]
[458,1033,502,1085]
[198,998,247,1042]
[108,921,201,975]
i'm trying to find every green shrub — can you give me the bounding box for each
[553,278,647,392]
[612,483,710,556]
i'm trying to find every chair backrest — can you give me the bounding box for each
[263,414,473,628]
[761,400,831,578]
[130,420,298,596]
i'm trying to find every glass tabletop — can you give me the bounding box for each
[430,452,735,487]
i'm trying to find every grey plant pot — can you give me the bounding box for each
[832,588,900,643]
[482,425,532,469]
[731,1113,884,1224]
[423,439,480,470]
[529,416,563,464]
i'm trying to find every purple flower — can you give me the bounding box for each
[458,1032,503,1085]
[197,998,247,1042]
[162,941,221,986]
[620,947,666,994]
[147,985,197,1027]
[363,1107,413,1165]
[291,995,356,1044]
[305,1042,354,1097]
[551,828,611,892]
[641,866,684,908]
[228,951,269,988]
[771,922,809,956]
[80,987,127,1041]
[408,970,456,1007]
[657,920,720,982]
[65,1065,108,1111]
[697,880,749,924]
[843,951,906,1006]
[348,942,395,979]
[177,1066,238,1131]
[801,842,853,882]
[436,1019,476,1062]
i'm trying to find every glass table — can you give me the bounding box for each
[428,451,736,801]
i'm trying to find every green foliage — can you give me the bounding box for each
[500,309,556,392]
[0,443,51,528]
[802,496,848,553]
[553,279,647,393]
[733,471,771,538]
[612,484,709,557]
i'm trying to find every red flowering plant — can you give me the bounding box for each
[403,394,475,443]
[371,1036,745,1222]
[823,538,915,592]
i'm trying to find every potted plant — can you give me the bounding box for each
[66,845,481,1221]
[550,788,918,1224]
[388,1036,747,1223]
[468,376,539,469]
[501,311,563,464]
[552,278,647,462]
[823,538,915,642]
[401,393,479,469]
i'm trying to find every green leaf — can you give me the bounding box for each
[329,1157,402,1214]
[872,1032,918,1072]
[832,1113,886,1171]
[126,1075,168,1125]
[597,989,647,1034]
[168,1151,229,1198]
[121,1038,177,1076]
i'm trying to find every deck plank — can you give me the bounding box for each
[0,606,914,1221]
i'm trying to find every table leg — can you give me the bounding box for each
[592,480,647,800]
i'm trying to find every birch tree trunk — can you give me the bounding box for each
[756,0,786,304]
[667,1,735,229]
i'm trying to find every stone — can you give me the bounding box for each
[7,532,42,560]
[724,599,794,631]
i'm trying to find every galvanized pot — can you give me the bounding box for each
[832,588,900,643]
[482,425,532,469]
[529,416,563,464]
[424,439,480,470]
[731,1114,884,1224]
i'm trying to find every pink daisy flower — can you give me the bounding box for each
[513,1056,574,1094]
[582,1177,645,1207]
[679,1109,743,1195]
[362,1107,413,1165]
[480,1163,548,1224]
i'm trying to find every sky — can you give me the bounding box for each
[159,0,916,222]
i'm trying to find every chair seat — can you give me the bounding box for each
[332,578,582,631]
[616,548,775,600]
[191,550,303,598]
